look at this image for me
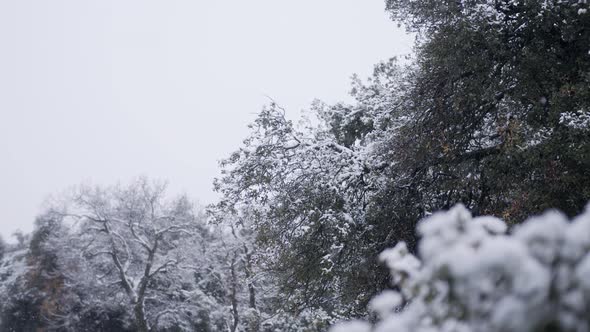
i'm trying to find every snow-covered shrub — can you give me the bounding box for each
[331,204,590,332]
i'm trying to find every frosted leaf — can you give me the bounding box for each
[515,211,568,265]
[471,216,507,235]
[330,320,371,332]
[369,290,403,318]
[576,253,590,292]
[379,242,421,284]
[564,206,590,261]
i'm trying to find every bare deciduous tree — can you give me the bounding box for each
[55,178,205,332]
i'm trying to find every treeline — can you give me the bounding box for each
[1,0,589,331]
[0,179,327,331]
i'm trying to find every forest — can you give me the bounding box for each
[1,0,589,331]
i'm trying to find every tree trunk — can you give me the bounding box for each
[134,300,150,332]
[230,254,239,332]
[243,244,257,309]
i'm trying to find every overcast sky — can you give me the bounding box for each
[0,0,412,239]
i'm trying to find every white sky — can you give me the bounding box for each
[0,0,412,239]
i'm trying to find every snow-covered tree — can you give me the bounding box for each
[49,178,219,332]
[383,0,590,222]
[214,101,374,314]
[332,203,590,332]
[0,213,75,332]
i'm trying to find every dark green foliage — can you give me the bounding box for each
[384,0,590,221]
